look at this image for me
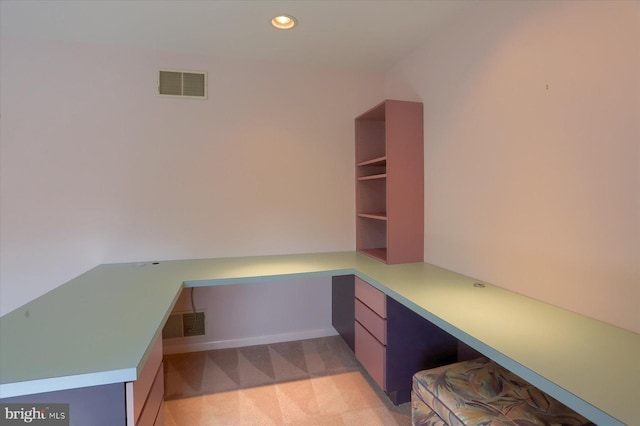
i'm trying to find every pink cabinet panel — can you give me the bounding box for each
[137,365,164,426]
[355,321,386,390]
[355,276,386,318]
[355,99,423,264]
[154,401,165,426]
[126,335,164,426]
[355,299,386,344]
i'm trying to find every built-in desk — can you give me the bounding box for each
[0,252,638,425]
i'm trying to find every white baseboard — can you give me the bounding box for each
[162,327,338,355]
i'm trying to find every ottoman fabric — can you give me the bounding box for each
[411,393,448,426]
[412,357,594,426]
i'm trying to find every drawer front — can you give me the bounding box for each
[126,335,164,425]
[355,276,386,318]
[355,321,386,390]
[355,299,386,344]
[154,401,164,426]
[137,364,164,426]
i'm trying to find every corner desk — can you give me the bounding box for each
[1,252,638,425]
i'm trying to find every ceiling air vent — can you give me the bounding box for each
[158,69,207,99]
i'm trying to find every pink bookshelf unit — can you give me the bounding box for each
[355,100,424,264]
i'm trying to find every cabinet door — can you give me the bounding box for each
[385,297,458,404]
[331,275,355,351]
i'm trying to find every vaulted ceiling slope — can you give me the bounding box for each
[0,0,475,71]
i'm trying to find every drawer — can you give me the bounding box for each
[126,335,164,425]
[355,276,386,318]
[355,321,386,390]
[137,364,164,426]
[355,299,386,344]
[154,400,164,426]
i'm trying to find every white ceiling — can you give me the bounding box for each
[0,0,476,72]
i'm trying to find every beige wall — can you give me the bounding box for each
[0,37,384,315]
[386,0,640,332]
[2,1,638,336]
[163,277,334,354]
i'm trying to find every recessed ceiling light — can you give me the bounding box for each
[271,14,297,30]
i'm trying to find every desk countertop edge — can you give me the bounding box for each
[0,252,636,426]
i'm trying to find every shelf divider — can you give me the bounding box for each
[358,173,387,181]
[357,156,387,167]
[358,213,387,221]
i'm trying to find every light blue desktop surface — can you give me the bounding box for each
[0,252,637,425]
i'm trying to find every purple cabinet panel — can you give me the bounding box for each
[385,296,458,404]
[331,275,355,352]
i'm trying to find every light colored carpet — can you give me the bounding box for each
[163,336,411,425]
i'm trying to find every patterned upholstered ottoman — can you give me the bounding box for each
[411,357,595,426]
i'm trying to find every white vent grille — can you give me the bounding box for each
[158,70,207,99]
[162,311,206,338]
